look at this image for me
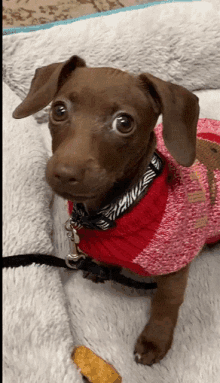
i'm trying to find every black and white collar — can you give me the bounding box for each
[70,151,164,231]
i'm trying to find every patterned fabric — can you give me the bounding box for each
[3,0,151,29]
[68,119,220,276]
[70,152,163,231]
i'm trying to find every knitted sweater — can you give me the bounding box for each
[68,119,220,276]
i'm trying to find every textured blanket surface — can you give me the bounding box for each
[3,82,83,382]
[3,1,220,382]
[3,1,220,124]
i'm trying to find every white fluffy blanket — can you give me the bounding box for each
[3,1,220,382]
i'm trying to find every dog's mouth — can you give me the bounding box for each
[62,191,107,214]
[62,192,96,202]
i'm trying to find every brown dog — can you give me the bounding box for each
[13,55,201,366]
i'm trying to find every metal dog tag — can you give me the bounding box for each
[65,219,87,269]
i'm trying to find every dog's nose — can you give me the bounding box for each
[54,164,85,184]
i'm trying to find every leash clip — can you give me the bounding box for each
[65,219,87,269]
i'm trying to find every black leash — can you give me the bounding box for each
[2,254,157,290]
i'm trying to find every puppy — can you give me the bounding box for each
[13,55,220,365]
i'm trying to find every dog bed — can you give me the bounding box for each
[3,1,220,382]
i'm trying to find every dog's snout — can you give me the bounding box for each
[53,163,85,185]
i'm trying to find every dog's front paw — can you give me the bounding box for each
[134,323,173,365]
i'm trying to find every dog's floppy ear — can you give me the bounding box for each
[13,55,86,119]
[139,73,199,167]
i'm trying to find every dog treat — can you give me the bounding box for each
[72,346,122,383]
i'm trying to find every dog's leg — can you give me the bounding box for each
[134,263,190,365]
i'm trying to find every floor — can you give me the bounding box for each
[3,0,166,29]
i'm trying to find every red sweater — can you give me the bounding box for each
[68,119,220,276]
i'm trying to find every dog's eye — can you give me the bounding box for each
[51,103,68,121]
[112,114,135,135]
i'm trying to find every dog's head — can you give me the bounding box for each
[13,55,199,211]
